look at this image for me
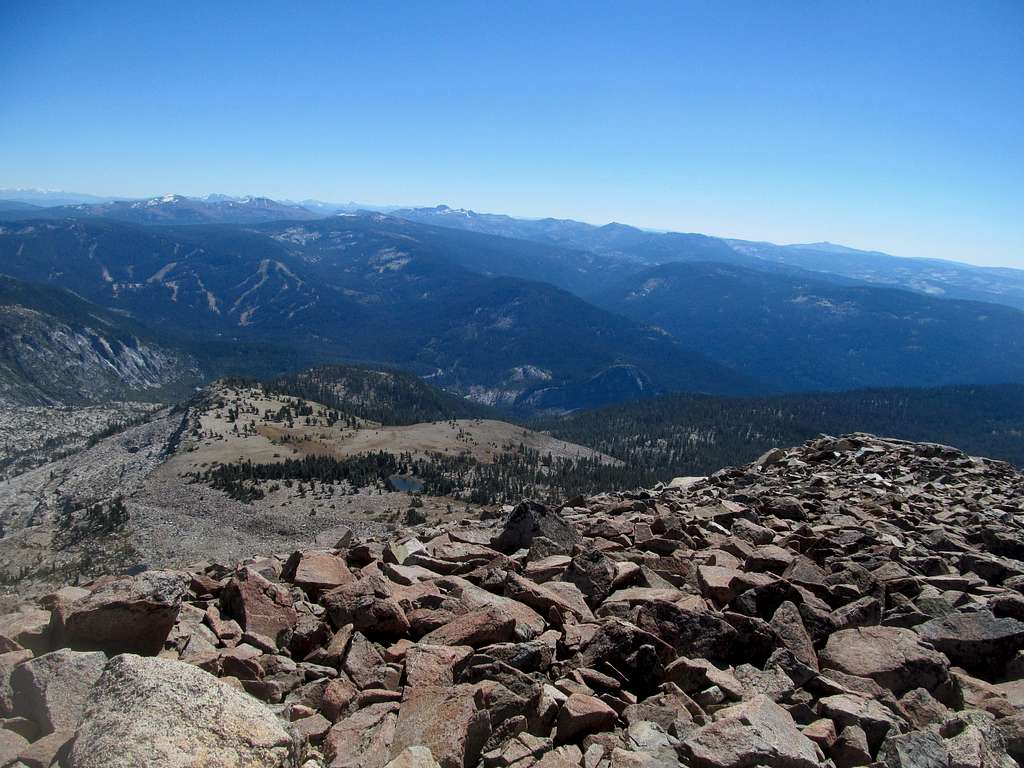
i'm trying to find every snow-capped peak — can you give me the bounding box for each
[433,204,473,217]
[143,193,185,207]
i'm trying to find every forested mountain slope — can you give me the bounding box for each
[0,216,753,410]
[594,261,1024,391]
[538,383,1024,482]
[397,205,1024,310]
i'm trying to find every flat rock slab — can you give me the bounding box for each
[282,550,355,592]
[404,644,473,687]
[419,607,515,647]
[820,626,951,696]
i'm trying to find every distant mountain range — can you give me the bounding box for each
[0,194,321,226]
[0,190,396,221]
[0,189,129,207]
[0,193,1022,411]
[396,205,1024,311]
[0,214,752,409]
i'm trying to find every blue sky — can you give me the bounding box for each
[1,1,1021,267]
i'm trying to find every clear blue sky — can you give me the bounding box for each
[1,1,1021,267]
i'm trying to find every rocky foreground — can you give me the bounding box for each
[1,433,1024,768]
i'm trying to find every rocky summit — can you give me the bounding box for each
[1,432,1023,768]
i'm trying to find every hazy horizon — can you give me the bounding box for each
[3,185,1022,272]
[2,1,1021,267]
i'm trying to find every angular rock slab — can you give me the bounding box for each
[11,648,106,734]
[770,601,818,671]
[404,644,473,687]
[0,608,52,655]
[68,654,299,768]
[391,684,490,768]
[221,567,298,648]
[324,702,399,768]
[0,648,33,716]
[817,693,901,752]
[56,570,186,656]
[491,500,581,555]
[282,550,355,592]
[916,612,1024,679]
[681,694,822,768]
[384,747,442,768]
[0,728,29,764]
[17,729,74,768]
[419,607,515,648]
[321,574,409,637]
[820,626,951,697]
[556,693,617,743]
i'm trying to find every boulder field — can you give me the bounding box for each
[1,433,1023,767]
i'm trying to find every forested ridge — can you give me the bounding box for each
[188,444,637,506]
[189,379,1024,509]
[537,384,1024,477]
[263,364,494,426]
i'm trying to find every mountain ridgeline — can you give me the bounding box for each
[396,205,1024,311]
[1,195,1023,414]
[5,194,322,225]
